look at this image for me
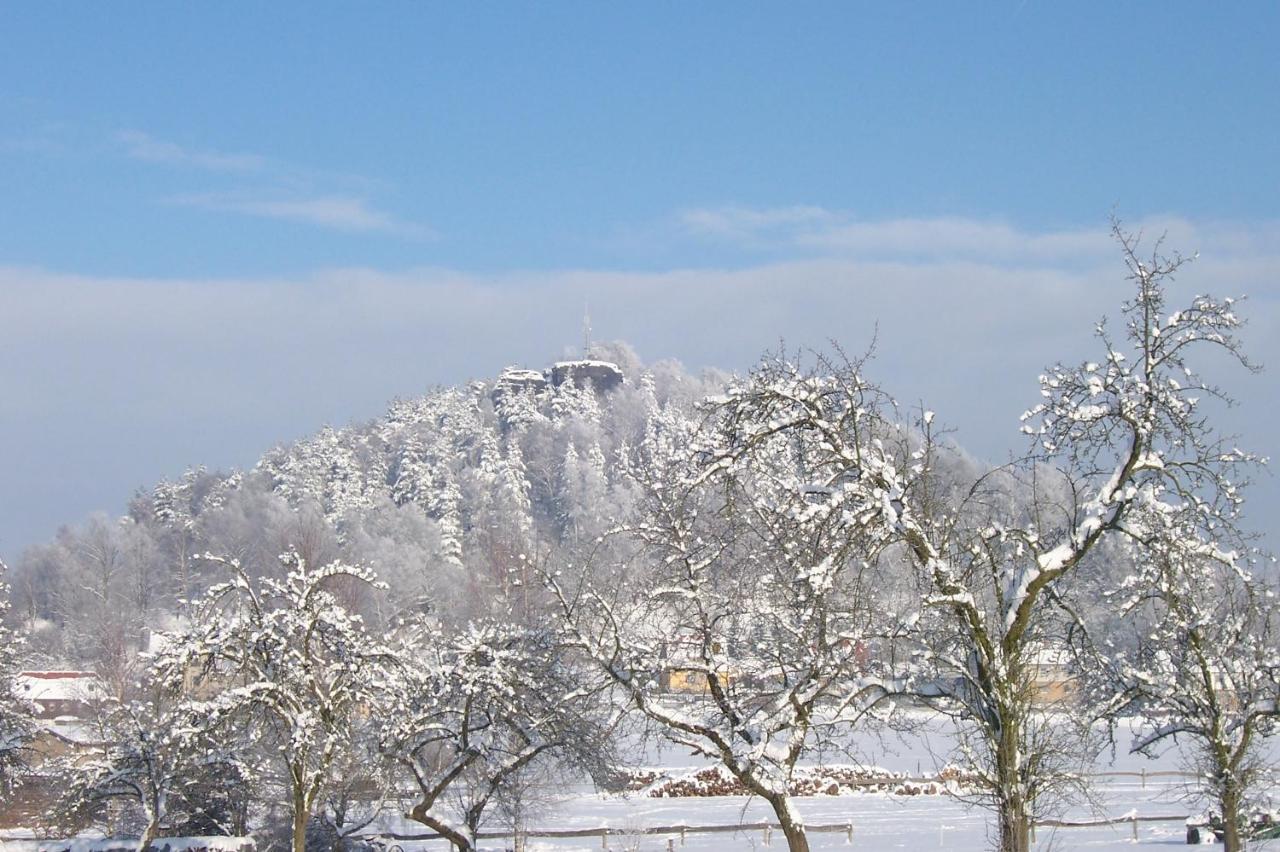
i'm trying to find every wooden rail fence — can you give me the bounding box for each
[380,812,1194,849]
[3,771,1205,850]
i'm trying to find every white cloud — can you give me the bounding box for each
[2,215,1277,561]
[797,217,1107,263]
[117,129,266,172]
[679,205,839,239]
[116,130,426,238]
[170,192,435,239]
[677,206,1280,269]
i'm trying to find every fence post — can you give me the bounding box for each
[1132,816,1138,841]
[680,827,687,847]
[1141,768,1146,789]
[764,823,773,846]
[601,829,609,849]
[846,823,853,844]
[667,839,675,852]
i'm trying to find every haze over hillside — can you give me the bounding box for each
[6,344,722,680]
[6,234,1278,569]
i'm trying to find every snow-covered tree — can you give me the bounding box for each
[434,468,467,573]
[259,426,374,527]
[53,674,249,852]
[491,378,548,433]
[546,365,906,852]
[384,621,612,852]
[671,225,1260,852]
[0,560,34,802]
[1095,511,1279,851]
[154,552,394,852]
[49,515,145,697]
[557,442,582,538]
[310,715,399,851]
[390,432,435,510]
[147,467,212,604]
[466,430,535,601]
[550,379,602,425]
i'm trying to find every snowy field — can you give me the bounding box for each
[0,778,1218,851]
[442,789,1191,851]
[367,714,1248,852]
[4,715,1267,852]
[367,778,1207,852]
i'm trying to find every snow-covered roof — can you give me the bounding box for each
[1027,646,1072,668]
[16,671,106,703]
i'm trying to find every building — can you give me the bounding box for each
[15,671,105,720]
[1028,646,1076,704]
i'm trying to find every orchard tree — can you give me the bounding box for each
[1095,512,1279,851]
[385,621,613,852]
[54,674,249,852]
[310,717,399,852]
[154,552,394,852]
[546,368,904,852]
[677,224,1258,852]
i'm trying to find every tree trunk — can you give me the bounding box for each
[465,804,484,850]
[136,818,159,852]
[997,795,1031,852]
[765,793,810,852]
[995,720,1031,852]
[292,790,309,852]
[1221,782,1244,852]
[408,803,474,852]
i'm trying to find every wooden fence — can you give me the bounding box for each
[5,770,1205,850]
[380,813,1194,849]
[368,771,1210,848]
[382,821,858,849]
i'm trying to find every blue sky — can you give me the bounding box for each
[4,3,1277,275]
[1,3,1278,559]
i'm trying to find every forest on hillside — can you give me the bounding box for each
[6,341,731,690]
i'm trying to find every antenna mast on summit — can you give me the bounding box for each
[582,300,592,358]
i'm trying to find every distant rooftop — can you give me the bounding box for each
[17,671,105,712]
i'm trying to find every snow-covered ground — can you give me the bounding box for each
[370,714,1238,851]
[4,715,1262,852]
[374,779,1200,851]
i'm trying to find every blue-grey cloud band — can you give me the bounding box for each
[2,218,1276,559]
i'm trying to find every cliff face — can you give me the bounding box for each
[549,360,625,393]
[491,367,549,403]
